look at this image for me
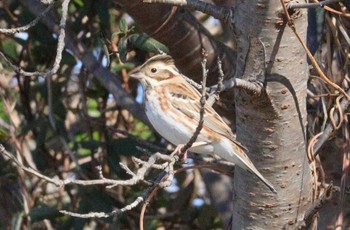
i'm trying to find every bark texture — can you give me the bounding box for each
[232,1,313,228]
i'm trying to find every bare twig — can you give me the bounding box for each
[0,143,179,218]
[0,144,64,187]
[0,143,174,189]
[0,0,68,79]
[207,57,224,106]
[142,0,233,25]
[288,0,341,9]
[300,183,334,228]
[0,0,71,138]
[139,173,168,230]
[0,1,56,34]
[313,0,350,17]
[216,57,224,95]
[335,115,350,228]
[210,77,262,94]
[46,0,70,129]
[60,196,144,218]
[0,50,45,77]
[181,50,208,153]
[21,0,148,123]
[313,88,350,154]
[280,0,350,101]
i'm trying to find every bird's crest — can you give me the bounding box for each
[141,54,175,68]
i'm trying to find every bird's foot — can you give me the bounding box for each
[171,144,188,162]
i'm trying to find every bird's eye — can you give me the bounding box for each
[151,68,157,73]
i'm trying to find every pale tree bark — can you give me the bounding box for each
[232,0,313,228]
[118,0,314,228]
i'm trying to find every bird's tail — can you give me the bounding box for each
[245,163,277,194]
[231,143,277,193]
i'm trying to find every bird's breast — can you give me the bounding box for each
[144,89,197,146]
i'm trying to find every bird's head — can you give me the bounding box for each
[130,54,179,88]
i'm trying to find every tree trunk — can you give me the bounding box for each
[232,1,313,228]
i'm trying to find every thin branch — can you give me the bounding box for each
[61,157,175,219]
[142,0,233,25]
[60,196,145,218]
[209,77,262,94]
[1,141,237,219]
[0,143,173,189]
[313,0,350,17]
[300,183,334,228]
[313,88,350,154]
[0,1,56,34]
[207,57,224,106]
[46,0,70,128]
[21,0,148,123]
[182,74,203,90]
[216,57,224,95]
[288,0,341,9]
[181,50,208,153]
[0,50,45,77]
[0,144,64,187]
[0,1,66,78]
[280,0,350,101]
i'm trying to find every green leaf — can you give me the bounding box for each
[119,18,128,34]
[129,33,169,54]
[2,39,18,61]
[73,0,84,7]
[131,120,155,140]
[77,140,102,156]
[118,34,169,62]
[118,36,128,63]
[113,62,135,72]
[87,98,101,117]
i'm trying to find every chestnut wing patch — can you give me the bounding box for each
[167,83,247,151]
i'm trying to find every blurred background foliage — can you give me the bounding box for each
[0,0,225,229]
[0,0,350,229]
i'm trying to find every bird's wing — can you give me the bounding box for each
[166,80,247,151]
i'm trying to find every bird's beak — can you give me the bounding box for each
[129,71,144,79]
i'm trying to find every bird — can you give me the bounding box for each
[130,54,276,193]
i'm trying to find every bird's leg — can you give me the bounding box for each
[171,142,209,162]
[171,144,188,162]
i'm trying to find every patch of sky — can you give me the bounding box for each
[136,84,144,103]
[164,178,179,193]
[14,32,29,40]
[192,198,204,207]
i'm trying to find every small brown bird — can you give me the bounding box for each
[130,54,276,193]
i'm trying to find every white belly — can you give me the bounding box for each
[145,96,191,146]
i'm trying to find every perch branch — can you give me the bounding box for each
[181,50,208,153]
[142,0,233,25]
[288,0,341,9]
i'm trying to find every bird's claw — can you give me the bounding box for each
[171,144,188,162]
